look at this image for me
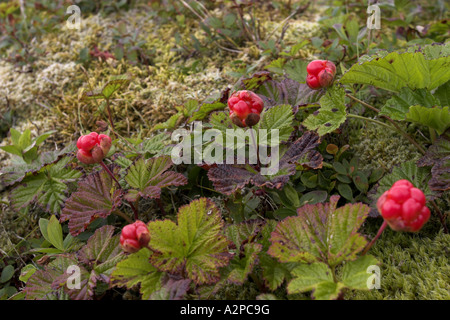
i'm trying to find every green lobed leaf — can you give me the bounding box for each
[258,104,294,142]
[9,156,81,214]
[379,87,440,120]
[225,220,265,249]
[189,101,226,122]
[0,143,77,190]
[77,225,124,275]
[259,253,296,291]
[49,226,124,300]
[227,243,262,285]
[124,156,187,202]
[341,255,379,290]
[327,203,369,265]
[152,113,182,131]
[303,86,347,136]
[102,75,130,99]
[148,198,231,285]
[433,80,450,107]
[268,195,369,267]
[406,106,450,135]
[111,248,165,300]
[287,262,343,300]
[340,47,450,92]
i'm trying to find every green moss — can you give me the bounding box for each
[214,280,261,300]
[348,121,422,172]
[349,220,450,300]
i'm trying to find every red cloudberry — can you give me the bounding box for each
[228,90,264,128]
[120,220,150,253]
[306,60,336,90]
[377,180,430,232]
[76,132,112,165]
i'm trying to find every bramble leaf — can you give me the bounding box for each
[25,255,78,300]
[340,46,450,92]
[433,80,450,107]
[207,131,322,194]
[77,225,124,276]
[148,198,231,285]
[379,87,440,121]
[111,248,165,300]
[258,104,294,142]
[10,156,82,214]
[149,278,191,300]
[406,106,450,135]
[226,243,262,285]
[152,113,182,131]
[303,86,347,136]
[0,143,77,189]
[60,165,123,236]
[287,262,342,300]
[268,195,369,267]
[341,255,379,290]
[225,220,265,249]
[50,226,124,300]
[189,101,226,122]
[102,75,130,99]
[124,156,187,202]
[259,253,296,291]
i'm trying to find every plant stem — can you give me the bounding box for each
[105,98,116,133]
[345,93,426,155]
[429,128,437,143]
[430,200,449,234]
[100,161,120,186]
[345,93,380,113]
[249,127,261,168]
[155,198,166,215]
[113,210,133,224]
[362,220,387,255]
[100,161,139,220]
[347,114,394,130]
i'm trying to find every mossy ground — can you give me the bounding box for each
[0,1,448,300]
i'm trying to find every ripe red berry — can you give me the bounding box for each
[120,220,150,253]
[76,132,112,165]
[377,179,430,232]
[228,90,264,128]
[306,60,336,90]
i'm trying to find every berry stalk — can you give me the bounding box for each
[362,220,387,255]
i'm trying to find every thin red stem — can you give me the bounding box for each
[100,161,139,220]
[362,220,388,255]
